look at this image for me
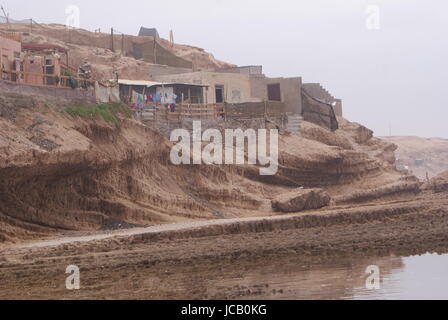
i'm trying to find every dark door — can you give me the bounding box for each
[267,83,281,101]
[215,85,224,103]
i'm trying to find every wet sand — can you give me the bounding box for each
[0,191,447,299]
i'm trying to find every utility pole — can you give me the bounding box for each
[121,34,124,55]
[153,38,157,64]
[1,6,10,29]
[111,28,114,52]
[169,30,174,47]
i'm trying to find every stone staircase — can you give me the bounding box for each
[286,113,302,136]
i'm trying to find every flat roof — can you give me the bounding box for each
[117,79,207,88]
[22,42,68,53]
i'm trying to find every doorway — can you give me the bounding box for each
[215,85,224,103]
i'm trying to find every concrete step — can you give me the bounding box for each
[286,114,302,136]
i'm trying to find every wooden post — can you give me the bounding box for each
[153,39,157,64]
[111,28,114,52]
[121,34,125,55]
[224,102,227,122]
[264,100,268,123]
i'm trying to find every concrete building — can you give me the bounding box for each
[154,69,304,115]
[22,55,44,85]
[0,32,22,80]
[117,79,207,104]
[154,71,259,104]
[22,53,63,86]
[250,75,303,114]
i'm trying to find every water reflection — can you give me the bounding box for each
[202,253,448,300]
[353,253,448,300]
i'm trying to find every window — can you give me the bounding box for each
[231,90,241,102]
[267,83,281,101]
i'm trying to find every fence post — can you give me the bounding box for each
[264,100,268,122]
[224,102,227,122]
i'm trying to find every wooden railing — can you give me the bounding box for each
[138,101,285,123]
[61,62,78,74]
[1,69,95,89]
[146,103,225,122]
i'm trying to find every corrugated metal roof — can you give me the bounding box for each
[117,79,207,88]
[117,79,159,86]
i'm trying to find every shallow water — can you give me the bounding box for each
[351,253,448,300]
[203,253,448,300]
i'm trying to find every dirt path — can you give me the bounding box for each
[13,195,426,250]
[14,216,279,249]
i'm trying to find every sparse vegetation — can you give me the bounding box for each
[65,103,132,125]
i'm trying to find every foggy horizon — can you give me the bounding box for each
[3,0,447,138]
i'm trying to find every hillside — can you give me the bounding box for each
[0,23,235,80]
[0,92,415,243]
[381,136,448,180]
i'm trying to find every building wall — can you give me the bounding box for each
[0,80,95,104]
[23,55,44,86]
[132,40,193,69]
[0,36,21,71]
[250,75,302,114]
[148,64,192,79]
[154,71,259,104]
[215,65,263,75]
[302,83,343,117]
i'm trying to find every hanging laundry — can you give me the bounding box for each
[171,93,178,105]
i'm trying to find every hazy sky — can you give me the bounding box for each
[3,0,448,138]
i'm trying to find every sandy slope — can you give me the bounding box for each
[381,136,448,180]
[0,92,414,244]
